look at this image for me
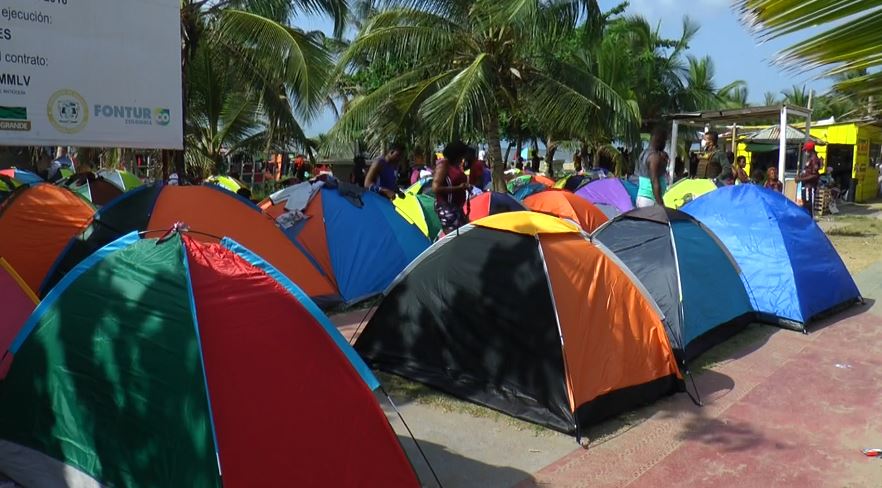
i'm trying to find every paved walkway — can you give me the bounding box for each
[521,261,882,488]
[332,261,882,487]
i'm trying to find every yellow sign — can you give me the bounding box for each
[857,139,870,156]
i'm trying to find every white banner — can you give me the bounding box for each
[0,0,183,149]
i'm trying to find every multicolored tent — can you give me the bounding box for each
[406,177,434,196]
[553,174,589,192]
[0,232,419,487]
[393,191,442,240]
[0,168,42,186]
[206,175,249,193]
[97,169,142,192]
[63,173,124,206]
[0,258,37,379]
[0,184,94,293]
[356,212,682,436]
[466,191,525,222]
[594,206,754,362]
[575,179,635,214]
[263,184,431,304]
[663,178,719,209]
[683,185,861,329]
[507,174,554,195]
[41,185,338,304]
[523,190,608,232]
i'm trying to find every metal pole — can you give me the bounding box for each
[779,106,788,186]
[669,120,679,180]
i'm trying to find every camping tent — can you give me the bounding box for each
[0,184,94,292]
[393,191,442,240]
[63,174,124,206]
[41,184,339,304]
[593,206,754,361]
[663,178,719,209]
[0,169,42,186]
[507,174,554,195]
[553,174,588,191]
[683,185,861,329]
[0,258,37,379]
[0,232,419,487]
[97,169,142,192]
[466,191,525,222]
[523,190,608,232]
[264,184,431,304]
[356,212,682,436]
[407,177,434,196]
[575,179,635,213]
[206,175,249,193]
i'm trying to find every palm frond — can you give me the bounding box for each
[419,53,495,140]
[214,9,333,115]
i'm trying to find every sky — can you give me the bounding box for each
[295,0,831,136]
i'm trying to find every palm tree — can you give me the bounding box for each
[763,91,780,106]
[185,43,310,177]
[736,1,882,97]
[176,0,346,176]
[328,0,638,192]
[781,84,810,107]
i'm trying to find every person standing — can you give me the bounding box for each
[798,141,821,216]
[365,143,406,200]
[734,155,750,183]
[54,147,74,172]
[704,131,729,181]
[636,127,669,208]
[764,166,783,192]
[433,141,470,234]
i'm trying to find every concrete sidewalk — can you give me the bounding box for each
[332,262,882,488]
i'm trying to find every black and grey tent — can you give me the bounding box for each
[593,206,754,362]
[355,212,682,437]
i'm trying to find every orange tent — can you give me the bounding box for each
[42,185,339,304]
[0,185,94,292]
[532,174,556,187]
[356,212,682,436]
[523,190,608,232]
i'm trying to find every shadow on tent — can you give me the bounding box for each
[396,436,533,488]
[0,266,209,486]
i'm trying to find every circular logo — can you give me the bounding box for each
[47,89,89,134]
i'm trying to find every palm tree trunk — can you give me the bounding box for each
[546,137,557,178]
[487,116,506,193]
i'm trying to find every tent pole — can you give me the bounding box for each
[779,106,788,187]
[802,111,813,173]
[669,121,679,180]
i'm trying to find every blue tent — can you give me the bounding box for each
[682,185,861,329]
[594,206,754,362]
[287,185,432,304]
[621,179,639,204]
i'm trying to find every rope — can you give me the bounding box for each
[347,304,376,346]
[381,385,444,487]
[684,367,703,407]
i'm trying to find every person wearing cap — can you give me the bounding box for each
[797,141,821,216]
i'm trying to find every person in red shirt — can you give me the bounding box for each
[433,141,471,234]
[798,142,821,216]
